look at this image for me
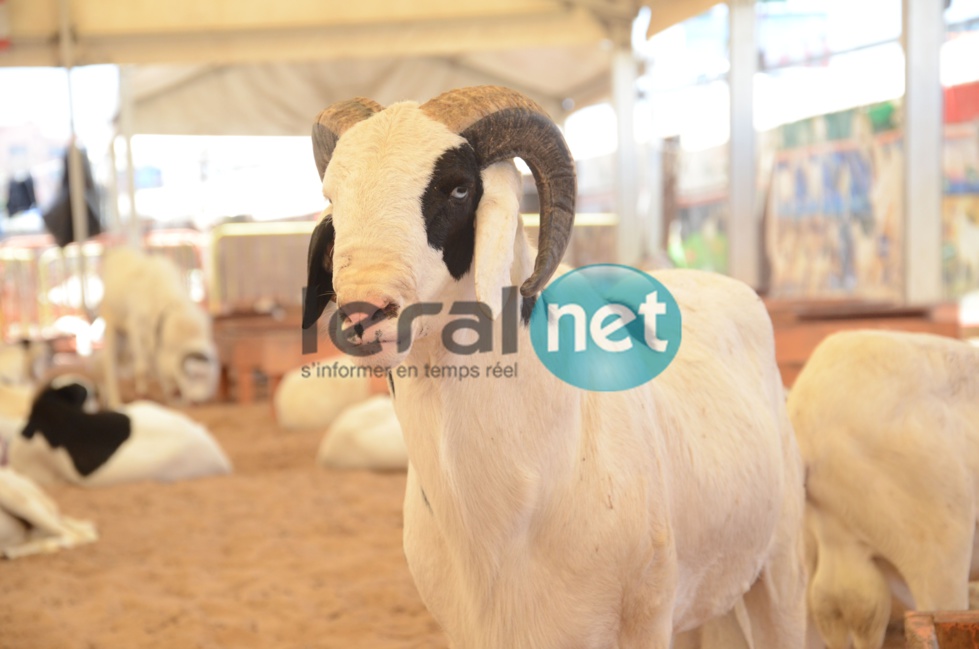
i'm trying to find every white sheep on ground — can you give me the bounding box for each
[0,383,32,422]
[273,355,371,430]
[8,381,231,487]
[99,247,218,408]
[302,86,807,648]
[787,330,979,649]
[0,466,97,559]
[317,395,406,470]
[0,339,51,387]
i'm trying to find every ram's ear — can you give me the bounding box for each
[52,383,89,408]
[473,162,523,320]
[303,210,336,329]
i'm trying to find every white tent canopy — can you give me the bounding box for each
[3,0,720,135]
[125,47,616,136]
[1,0,722,278]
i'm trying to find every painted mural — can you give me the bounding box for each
[942,81,979,298]
[765,101,904,300]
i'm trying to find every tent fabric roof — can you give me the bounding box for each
[128,47,617,136]
[2,0,721,135]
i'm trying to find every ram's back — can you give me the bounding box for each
[788,330,979,533]
[631,269,798,629]
[100,247,187,325]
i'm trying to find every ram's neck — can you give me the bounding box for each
[394,233,581,568]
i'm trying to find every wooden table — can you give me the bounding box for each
[213,309,336,404]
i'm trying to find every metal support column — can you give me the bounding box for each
[613,47,641,266]
[903,0,944,304]
[58,0,89,315]
[119,65,141,248]
[728,0,758,287]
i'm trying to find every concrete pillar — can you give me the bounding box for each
[903,0,945,304]
[613,47,641,265]
[728,0,758,287]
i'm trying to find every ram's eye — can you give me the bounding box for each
[450,186,469,200]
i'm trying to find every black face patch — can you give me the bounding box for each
[303,217,337,329]
[21,384,132,478]
[421,145,483,280]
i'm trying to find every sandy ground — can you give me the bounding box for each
[0,402,447,649]
[0,400,910,649]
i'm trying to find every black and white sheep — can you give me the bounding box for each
[8,382,231,487]
[302,86,806,648]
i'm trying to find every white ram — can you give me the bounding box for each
[787,329,979,649]
[301,86,806,649]
[317,394,407,470]
[0,339,51,387]
[0,466,98,559]
[273,355,372,430]
[99,247,218,407]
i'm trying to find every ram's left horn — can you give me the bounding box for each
[421,86,576,297]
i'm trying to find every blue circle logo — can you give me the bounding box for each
[529,264,682,391]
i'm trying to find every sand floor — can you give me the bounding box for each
[0,400,909,649]
[0,402,446,649]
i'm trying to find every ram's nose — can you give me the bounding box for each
[337,297,399,340]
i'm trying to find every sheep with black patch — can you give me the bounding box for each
[8,382,231,487]
[99,247,218,408]
[301,86,806,649]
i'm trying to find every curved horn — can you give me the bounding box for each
[421,86,576,297]
[312,98,384,179]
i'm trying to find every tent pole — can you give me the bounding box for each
[902,0,943,304]
[728,0,758,288]
[613,47,641,266]
[58,0,90,318]
[119,65,141,249]
[106,133,121,234]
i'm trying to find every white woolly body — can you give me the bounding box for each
[0,341,49,387]
[100,247,218,407]
[788,330,979,649]
[0,466,98,558]
[0,383,32,421]
[317,394,406,470]
[321,102,806,649]
[274,356,371,430]
[8,401,231,487]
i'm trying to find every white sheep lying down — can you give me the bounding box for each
[303,86,806,648]
[788,330,979,649]
[317,395,406,470]
[0,467,98,559]
[274,355,371,430]
[100,246,219,408]
[0,383,33,421]
[0,339,51,387]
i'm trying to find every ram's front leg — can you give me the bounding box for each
[619,548,678,649]
[101,322,124,408]
[126,316,153,398]
[158,368,180,405]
